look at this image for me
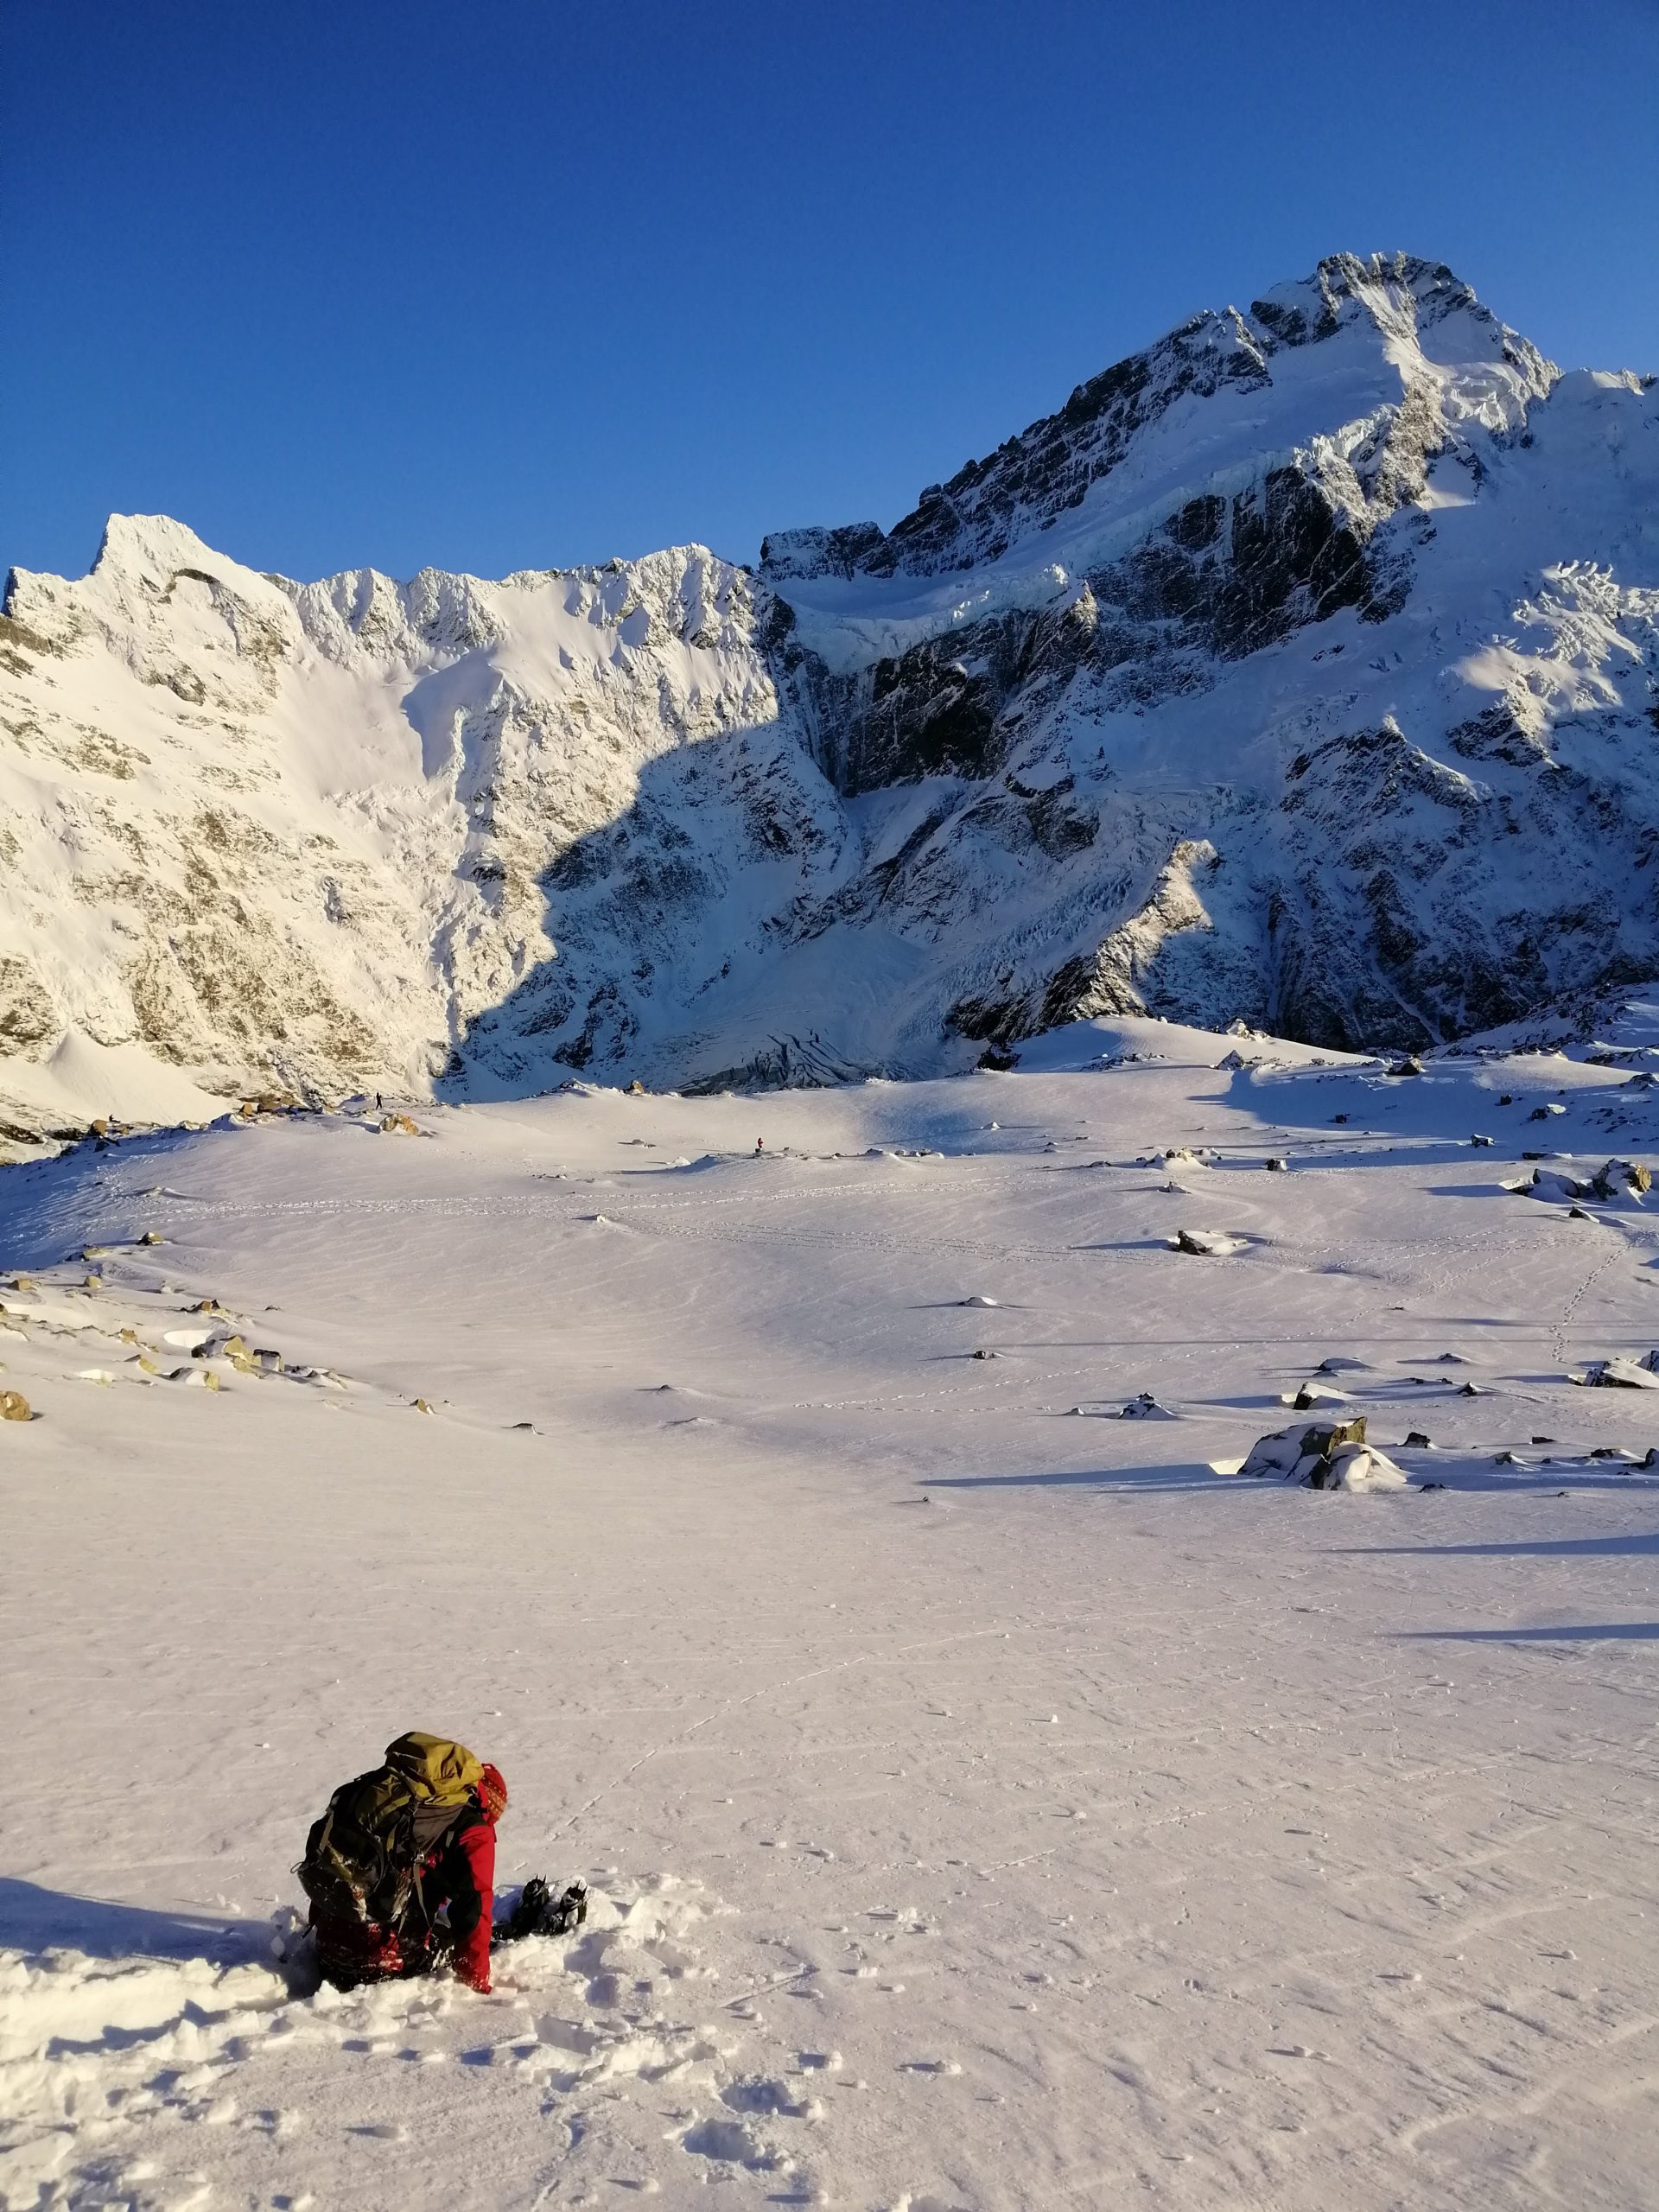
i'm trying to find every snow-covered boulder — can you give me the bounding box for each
[1516,1158,1654,1205]
[1280,1382,1347,1409]
[1573,1355,1659,1389]
[1592,1159,1651,1198]
[1241,1416,1409,1491]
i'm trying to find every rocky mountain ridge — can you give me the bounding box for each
[3,251,1657,1135]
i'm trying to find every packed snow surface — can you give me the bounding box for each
[4,1015,1658,2209]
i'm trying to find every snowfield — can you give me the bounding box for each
[3,1014,1657,2210]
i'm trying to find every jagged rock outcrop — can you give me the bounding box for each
[2,252,1657,1132]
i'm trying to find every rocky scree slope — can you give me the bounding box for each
[3,251,1657,1132]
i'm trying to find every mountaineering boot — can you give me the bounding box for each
[546,1880,588,1934]
[494,1876,588,1946]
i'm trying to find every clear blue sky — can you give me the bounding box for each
[5,0,1656,587]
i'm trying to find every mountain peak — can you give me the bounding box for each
[762,251,1555,598]
[1,251,1655,1145]
[93,512,226,586]
[86,514,294,613]
[1250,250,1484,344]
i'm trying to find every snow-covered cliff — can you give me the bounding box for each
[3,251,1657,1131]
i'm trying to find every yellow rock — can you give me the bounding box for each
[0,1390,30,1421]
[138,1230,163,1247]
[413,1397,434,1414]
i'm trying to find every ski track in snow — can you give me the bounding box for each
[3,1020,1659,2209]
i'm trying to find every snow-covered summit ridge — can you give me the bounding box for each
[3,250,1658,1135]
[760,252,1559,671]
[12,514,755,676]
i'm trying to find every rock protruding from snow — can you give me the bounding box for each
[1242,1415,1409,1491]
[1171,1229,1247,1256]
[1573,1355,1659,1390]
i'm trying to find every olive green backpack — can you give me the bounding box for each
[298,1732,484,1935]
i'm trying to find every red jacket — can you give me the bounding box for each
[311,1803,497,1993]
[425,1810,496,1992]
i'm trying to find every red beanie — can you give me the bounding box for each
[479,1764,508,1823]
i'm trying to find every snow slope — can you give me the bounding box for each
[3,1020,1658,2209]
[3,251,1659,1136]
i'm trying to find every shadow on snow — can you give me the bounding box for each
[0,1875,279,1967]
[1340,1531,1659,1559]
[1396,1622,1659,1642]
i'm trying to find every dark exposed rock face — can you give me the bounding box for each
[1258,715,1659,1049]
[761,256,1514,803]
[0,956,60,1057]
[768,593,1099,798]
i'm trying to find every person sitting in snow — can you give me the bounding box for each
[301,1735,508,1994]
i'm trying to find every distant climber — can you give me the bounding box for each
[755,1136,765,1153]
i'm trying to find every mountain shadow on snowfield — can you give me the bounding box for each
[3,251,1658,1126]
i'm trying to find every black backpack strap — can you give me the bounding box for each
[403,1796,474,1934]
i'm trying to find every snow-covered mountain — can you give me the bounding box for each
[3,251,1657,1133]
